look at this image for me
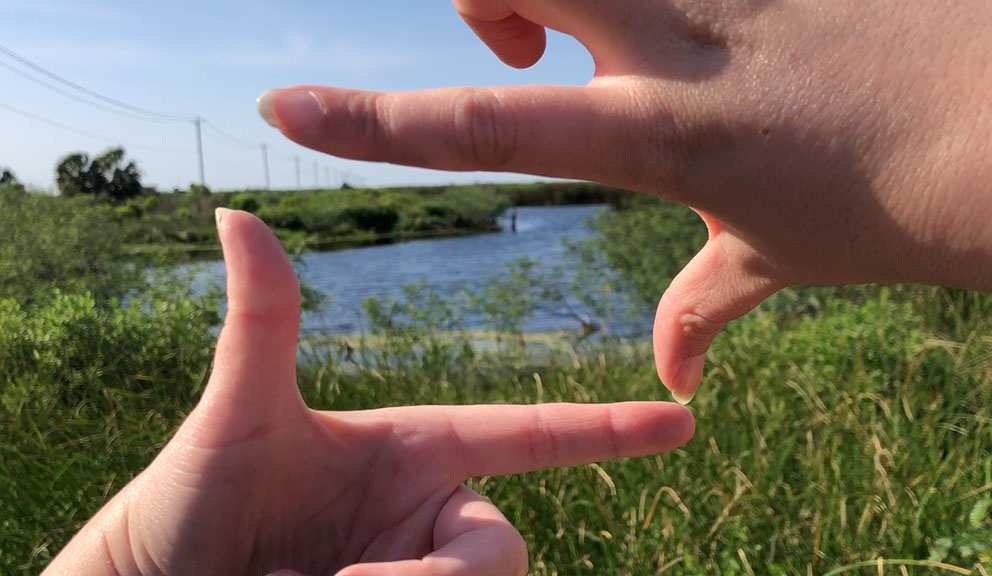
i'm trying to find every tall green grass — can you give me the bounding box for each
[5,285,988,574]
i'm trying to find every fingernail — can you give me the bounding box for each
[258,89,326,133]
[671,354,705,405]
[215,207,231,230]
[672,389,696,406]
[257,89,280,128]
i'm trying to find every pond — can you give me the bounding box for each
[186,204,653,338]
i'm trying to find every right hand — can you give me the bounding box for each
[259,0,992,402]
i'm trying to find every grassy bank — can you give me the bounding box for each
[122,184,510,258]
[117,181,633,259]
[1,184,990,573]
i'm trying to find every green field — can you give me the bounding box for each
[1,183,990,574]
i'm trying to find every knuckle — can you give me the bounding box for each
[528,408,562,467]
[679,311,726,346]
[603,407,621,460]
[350,91,390,153]
[453,89,517,170]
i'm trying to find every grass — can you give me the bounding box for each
[4,285,990,574]
[2,189,991,574]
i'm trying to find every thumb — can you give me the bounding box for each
[194,209,306,441]
[653,221,780,404]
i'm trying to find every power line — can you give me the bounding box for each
[201,120,257,149]
[202,119,304,162]
[267,147,298,162]
[0,59,181,124]
[201,123,299,190]
[0,42,193,122]
[0,100,193,156]
[0,41,332,190]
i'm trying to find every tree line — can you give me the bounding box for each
[2,146,146,202]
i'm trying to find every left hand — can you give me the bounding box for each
[44,209,695,576]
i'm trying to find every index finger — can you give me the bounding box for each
[354,402,695,478]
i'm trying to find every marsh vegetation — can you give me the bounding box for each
[1,182,990,574]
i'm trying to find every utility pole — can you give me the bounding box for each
[261,144,271,190]
[194,115,205,187]
[324,166,331,189]
[313,161,319,188]
[294,155,301,190]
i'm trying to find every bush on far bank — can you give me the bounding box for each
[0,186,145,308]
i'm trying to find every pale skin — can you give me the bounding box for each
[258,0,992,403]
[42,209,695,576]
[47,1,992,574]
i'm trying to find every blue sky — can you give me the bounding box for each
[0,0,593,192]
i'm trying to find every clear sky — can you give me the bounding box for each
[0,0,593,192]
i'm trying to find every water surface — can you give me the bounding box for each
[189,205,652,337]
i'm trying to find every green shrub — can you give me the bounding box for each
[258,205,305,231]
[115,202,143,220]
[586,195,708,306]
[189,184,211,196]
[0,278,220,571]
[341,205,400,234]
[0,285,219,413]
[229,192,261,214]
[142,194,160,212]
[0,190,144,307]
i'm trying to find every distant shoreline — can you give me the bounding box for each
[122,181,635,261]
